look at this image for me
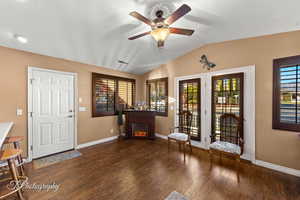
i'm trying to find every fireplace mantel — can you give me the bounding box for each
[125,110,156,139]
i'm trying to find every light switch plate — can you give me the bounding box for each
[16,109,23,116]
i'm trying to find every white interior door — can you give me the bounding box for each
[31,69,75,159]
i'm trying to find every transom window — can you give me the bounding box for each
[146,78,168,116]
[92,73,135,117]
[273,55,300,131]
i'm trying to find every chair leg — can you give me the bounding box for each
[236,156,240,182]
[183,142,186,162]
[168,138,170,153]
[8,158,25,200]
[209,150,213,170]
[189,140,192,153]
[14,142,25,176]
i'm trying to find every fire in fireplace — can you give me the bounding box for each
[134,131,147,137]
[132,123,149,138]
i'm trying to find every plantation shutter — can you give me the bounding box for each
[118,80,135,109]
[92,73,136,117]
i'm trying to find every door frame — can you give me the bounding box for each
[27,66,78,162]
[174,65,256,162]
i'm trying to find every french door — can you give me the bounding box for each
[179,79,201,141]
[176,67,255,161]
[211,73,244,143]
[177,73,244,144]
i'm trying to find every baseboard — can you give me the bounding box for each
[254,160,300,177]
[76,136,118,149]
[156,133,300,177]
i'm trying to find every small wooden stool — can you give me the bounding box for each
[4,136,25,176]
[0,149,27,200]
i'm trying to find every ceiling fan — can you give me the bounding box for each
[128,4,195,48]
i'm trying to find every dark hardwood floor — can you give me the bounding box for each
[5,139,300,199]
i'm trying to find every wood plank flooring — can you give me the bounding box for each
[5,139,300,199]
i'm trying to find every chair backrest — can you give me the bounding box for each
[219,113,242,144]
[178,111,193,136]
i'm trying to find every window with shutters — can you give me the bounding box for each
[146,78,168,116]
[92,73,135,117]
[273,55,300,132]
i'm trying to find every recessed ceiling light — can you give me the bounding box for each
[16,0,27,2]
[14,34,28,44]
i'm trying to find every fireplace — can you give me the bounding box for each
[125,110,156,139]
[132,123,149,137]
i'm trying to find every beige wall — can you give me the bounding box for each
[0,46,143,156]
[0,30,299,170]
[142,31,300,170]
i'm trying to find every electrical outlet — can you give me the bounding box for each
[79,107,87,112]
[110,129,114,134]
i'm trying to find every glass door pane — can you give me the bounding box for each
[211,73,244,143]
[179,79,201,141]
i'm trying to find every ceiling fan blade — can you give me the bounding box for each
[165,4,192,25]
[128,31,151,40]
[184,8,222,26]
[169,28,194,36]
[130,11,153,26]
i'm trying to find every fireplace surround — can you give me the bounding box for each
[125,110,156,139]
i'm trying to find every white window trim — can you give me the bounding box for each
[174,65,256,162]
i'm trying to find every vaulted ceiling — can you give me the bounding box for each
[0,0,300,74]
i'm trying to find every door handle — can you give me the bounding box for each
[67,115,73,118]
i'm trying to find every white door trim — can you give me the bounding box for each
[27,66,78,162]
[174,65,256,162]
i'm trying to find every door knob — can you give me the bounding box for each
[67,115,73,118]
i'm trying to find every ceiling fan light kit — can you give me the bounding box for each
[150,28,170,48]
[128,4,195,48]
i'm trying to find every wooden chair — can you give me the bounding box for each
[0,149,28,200]
[209,113,244,172]
[4,136,25,176]
[168,111,193,161]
